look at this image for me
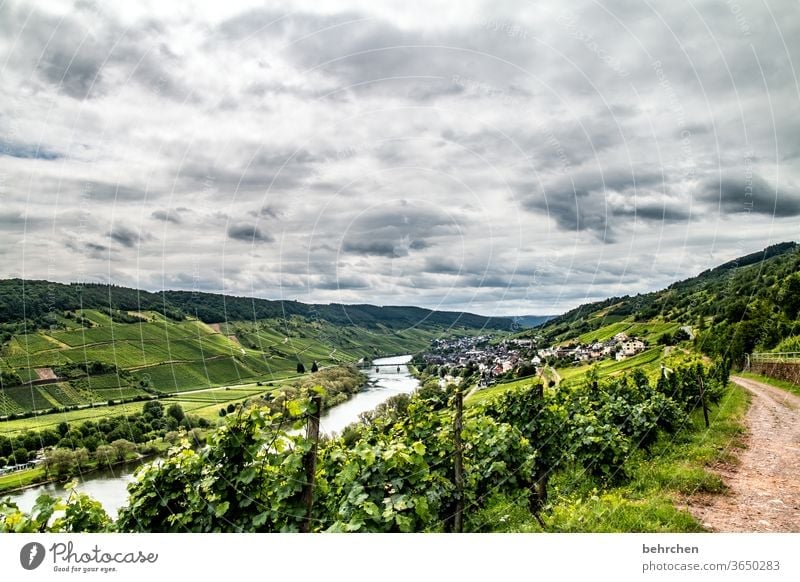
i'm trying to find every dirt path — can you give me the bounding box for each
[689,375,800,532]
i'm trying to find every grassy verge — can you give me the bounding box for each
[470,382,750,532]
[0,466,48,494]
[467,349,666,406]
[557,347,664,386]
[1,367,366,493]
[465,376,535,406]
[0,438,183,496]
[736,371,800,397]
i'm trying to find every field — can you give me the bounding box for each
[557,347,664,385]
[466,376,536,406]
[569,320,683,346]
[0,310,464,436]
[0,402,148,434]
[466,347,666,406]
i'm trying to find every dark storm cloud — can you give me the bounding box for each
[175,148,318,195]
[227,223,274,243]
[519,168,691,240]
[0,1,187,101]
[1,143,61,160]
[340,205,461,257]
[108,225,149,248]
[699,174,800,218]
[458,273,520,288]
[0,1,92,97]
[422,256,464,275]
[151,209,181,224]
[86,182,152,202]
[342,239,414,258]
[316,274,372,290]
[0,212,24,229]
[64,237,110,260]
[352,206,461,233]
[0,211,48,230]
[252,205,282,219]
[215,7,536,102]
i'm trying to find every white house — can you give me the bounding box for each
[619,339,646,357]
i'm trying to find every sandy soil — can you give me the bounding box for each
[34,367,58,381]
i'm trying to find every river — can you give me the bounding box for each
[6,355,418,518]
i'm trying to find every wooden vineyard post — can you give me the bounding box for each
[699,377,710,428]
[529,382,547,527]
[300,392,323,532]
[453,387,464,533]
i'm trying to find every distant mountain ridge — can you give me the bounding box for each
[512,315,557,328]
[0,279,513,332]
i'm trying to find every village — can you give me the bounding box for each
[415,332,649,387]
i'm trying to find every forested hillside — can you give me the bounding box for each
[0,280,510,418]
[0,280,512,335]
[536,242,800,366]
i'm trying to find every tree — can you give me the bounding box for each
[516,362,536,378]
[778,273,800,320]
[311,361,319,373]
[166,403,185,423]
[672,328,691,342]
[226,403,236,414]
[74,448,90,470]
[94,445,115,467]
[39,429,60,448]
[297,362,306,374]
[143,400,164,419]
[57,422,69,437]
[44,448,76,477]
[0,436,11,457]
[110,439,137,462]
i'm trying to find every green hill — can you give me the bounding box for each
[0,280,510,333]
[0,280,511,417]
[537,241,800,366]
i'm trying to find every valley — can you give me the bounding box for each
[2,242,800,533]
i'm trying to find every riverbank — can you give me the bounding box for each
[317,355,418,436]
[3,359,417,512]
[0,441,172,496]
[0,366,367,497]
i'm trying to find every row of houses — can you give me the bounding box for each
[421,336,538,386]
[537,332,646,364]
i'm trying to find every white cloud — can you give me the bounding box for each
[0,0,798,316]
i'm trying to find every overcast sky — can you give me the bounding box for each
[1,0,798,316]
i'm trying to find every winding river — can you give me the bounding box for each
[6,355,418,518]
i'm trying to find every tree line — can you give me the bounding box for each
[0,401,207,471]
